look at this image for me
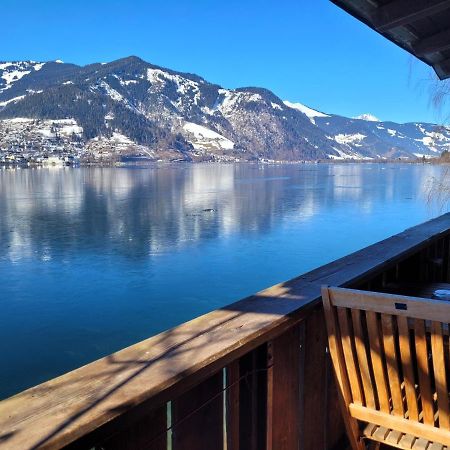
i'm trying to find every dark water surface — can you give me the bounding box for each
[0,163,447,399]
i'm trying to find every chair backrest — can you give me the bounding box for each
[322,286,450,447]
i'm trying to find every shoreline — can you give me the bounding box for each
[0,158,441,170]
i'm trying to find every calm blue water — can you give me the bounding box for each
[0,163,448,399]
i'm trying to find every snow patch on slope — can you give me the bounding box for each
[147,68,201,104]
[0,61,46,92]
[0,95,26,107]
[283,100,329,118]
[183,122,234,150]
[283,100,329,124]
[335,133,366,146]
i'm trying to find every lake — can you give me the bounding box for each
[0,162,448,399]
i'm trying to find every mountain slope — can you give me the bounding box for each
[1,56,449,162]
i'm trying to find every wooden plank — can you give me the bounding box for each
[337,307,363,404]
[380,314,404,416]
[372,0,450,32]
[366,311,390,413]
[226,361,240,450]
[172,371,224,450]
[1,214,450,450]
[300,309,327,450]
[351,309,376,409]
[397,316,419,422]
[431,321,450,429]
[350,403,450,447]
[97,405,167,450]
[239,346,267,450]
[328,287,450,323]
[414,319,435,426]
[268,326,300,450]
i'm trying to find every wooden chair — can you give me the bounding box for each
[322,286,450,450]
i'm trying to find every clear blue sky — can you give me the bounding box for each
[1,0,441,123]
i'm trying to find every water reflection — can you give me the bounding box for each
[0,163,446,399]
[0,164,441,261]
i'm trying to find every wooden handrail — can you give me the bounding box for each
[1,213,450,449]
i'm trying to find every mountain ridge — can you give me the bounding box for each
[0,56,449,162]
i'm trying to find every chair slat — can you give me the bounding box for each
[351,309,376,409]
[386,429,402,445]
[413,437,430,449]
[363,422,378,438]
[373,425,390,441]
[429,443,445,450]
[431,321,450,429]
[398,433,415,449]
[381,314,404,417]
[397,316,419,421]
[337,307,363,405]
[414,319,435,426]
[365,311,390,412]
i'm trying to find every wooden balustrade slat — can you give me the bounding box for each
[267,326,301,450]
[172,371,224,450]
[300,309,328,450]
[238,345,268,450]
[226,361,240,450]
[325,355,347,450]
[96,405,167,450]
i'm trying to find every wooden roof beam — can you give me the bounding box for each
[435,57,450,79]
[372,0,450,33]
[413,28,450,57]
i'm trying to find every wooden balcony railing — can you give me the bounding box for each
[1,213,450,450]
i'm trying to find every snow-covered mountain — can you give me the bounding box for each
[0,56,449,162]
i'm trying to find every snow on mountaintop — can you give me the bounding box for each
[353,113,380,122]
